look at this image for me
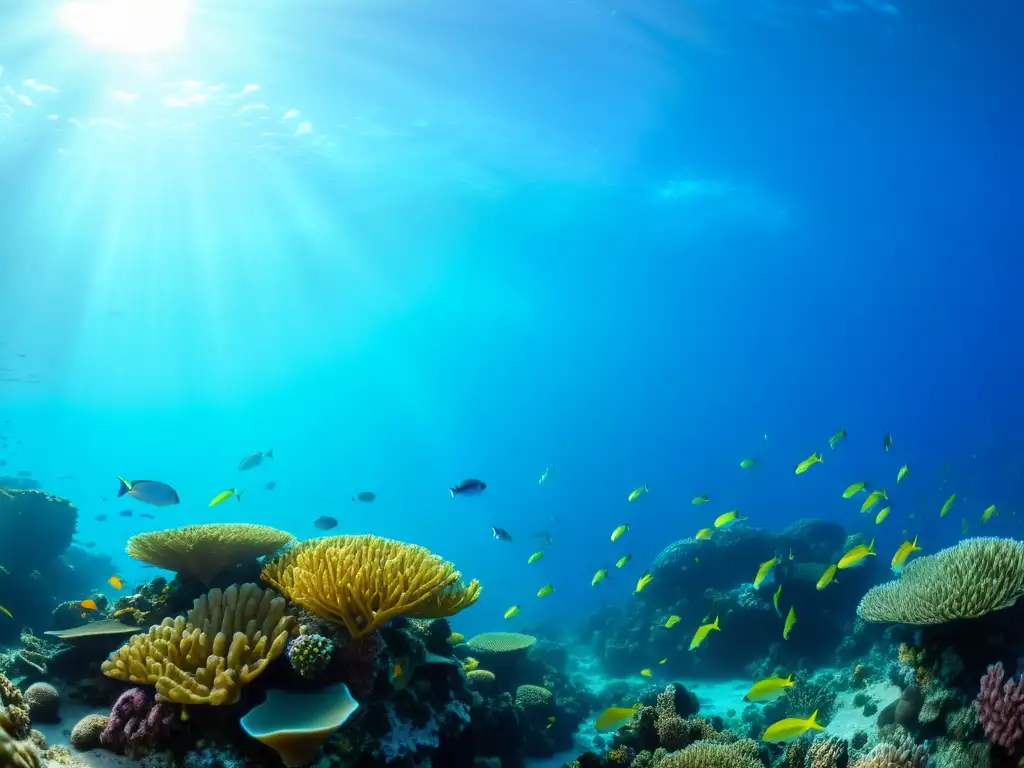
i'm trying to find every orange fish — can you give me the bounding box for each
[112,608,132,617]
[80,599,98,611]
[108,575,123,590]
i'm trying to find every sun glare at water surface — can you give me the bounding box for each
[55,0,193,54]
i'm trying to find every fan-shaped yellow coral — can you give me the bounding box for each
[466,632,536,653]
[261,535,481,639]
[127,524,295,585]
[101,583,294,705]
[857,537,1024,625]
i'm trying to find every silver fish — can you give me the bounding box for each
[239,449,274,470]
[116,477,180,507]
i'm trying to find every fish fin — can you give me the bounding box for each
[867,538,875,553]
[449,488,457,498]
[236,491,243,502]
[643,483,649,492]
[116,476,131,497]
[265,449,274,459]
[785,673,793,683]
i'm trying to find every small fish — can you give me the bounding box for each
[692,495,710,505]
[744,674,795,703]
[838,539,875,569]
[616,554,632,568]
[504,605,521,619]
[783,606,797,640]
[610,524,630,542]
[594,705,640,733]
[238,449,274,470]
[539,467,554,484]
[772,585,782,617]
[753,557,778,589]
[940,493,956,518]
[982,505,997,524]
[883,432,892,451]
[816,564,838,591]
[314,516,338,530]
[828,429,847,449]
[788,549,795,561]
[450,479,487,497]
[492,527,513,542]
[0,605,11,619]
[875,506,891,525]
[628,484,649,502]
[714,510,746,529]
[689,616,720,650]
[119,509,133,517]
[664,615,681,629]
[763,711,824,743]
[389,658,408,689]
[897,465,909,484]
[95,514,108,522]
[527,551,544,565]
[447,632,465,645]
[592,568,608,587]
[794,453,822,475]
[108,575,123,590]
[860,489,887,514]
[116,477,180,507]
[842,481,867,498]
[695,528,714,540]
[640,668,653,679]
[891,536,922,574]
[265,481,278,491]
[140,513,154,519]
[352,491,376,503]
[547,716,556,724]
[80,599,98,611]
[537,584,554,598]
[208,489,240,507]
[658,658,667,664]
[112,608,135,618]
[635,571,654,593]
[739,458,757,469]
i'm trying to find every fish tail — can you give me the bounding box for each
[236,491,243,502]
[265,449,274,459]
[807,710,824,731]
[116,476,131,497]
[867,538,876,553]
[712,615,720,630]
[911,535,919,549]
[643,483,649,492]
[449,488,457,498]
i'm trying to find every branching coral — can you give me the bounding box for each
[806,736,848,768]
[262,535,481,638]
[101,583,294,705]
[858,537,1024,624]
[656,738,761,768]
[978,661,1024,751]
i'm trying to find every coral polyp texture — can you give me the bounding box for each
[978,661,1024,751]
[0,706,39,768]
[101,582,295,705]
[261,534,481,638]
[465,632,537,653]
[857,537,1024,624]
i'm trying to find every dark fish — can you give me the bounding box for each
[84,542,96,548]
[116,477,180,507]
[883,432,892,451]
[119,509,133,517]
[140,513,154,519]
[314,516,338,530]
[492,527,513,542]
[265,481,277,491]
[16,470,31,477]
[450,479,486,498]
[95,514,107,521]
[239,449,274,470]
[352,491,376,503]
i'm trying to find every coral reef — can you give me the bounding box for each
[0,674,30,738]
[99,687,175,758]
[977,661,1024,753]
[0,706,40,768]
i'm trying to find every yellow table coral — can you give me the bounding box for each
[101,583,294,705]
[261,535,481,638]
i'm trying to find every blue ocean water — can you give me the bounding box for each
[0,0,1021,647]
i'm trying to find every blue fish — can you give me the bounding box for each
[492,527,512,542]
[450,479,486,498]
[116,477,180,507]
[239,449,273,471]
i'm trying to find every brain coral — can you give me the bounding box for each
[857,537,1024,624]
[23,684,59,724]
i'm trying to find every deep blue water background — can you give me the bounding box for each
[0,0,1021,638]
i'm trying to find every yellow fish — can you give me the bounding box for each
[108,575,124,590]
[794,452,823,475]
[628,484,649,502]
[688,616,720,650]
[875,506,890,525]
[447,633,465,645]
[744,674,795,703]
[783,606,797,640]
[740,458,757,469]
[695,528,714,540]
[640,668,653,679]
[504,605,520,619]
[537,584,555,598]
[714,510,747,529]
[883,431,892,451]
[752,557,778,589]
[635,571,654,593]
[80,599,98,611]
[772,585,782,617]
[842,481,867,498]
[838,539,876,569]
[0,605,11,619]
[658,657,667,664]
[610,524,630,542]
[816,564,838,591]
[891,536,921,574]
[982,505,997,524]
[664,615,681,629]
[828,429,847,449]
[860,489,887,514]
[208,488,240,507]
[592,568,608,587]
[897,465,909,484]
[692,495,710,505]
[763,710,824,743]
[527,551,544,565]
[940,493,956,518]
[594,705,640,733]
[616,554,632,568]
[788,549,794,561]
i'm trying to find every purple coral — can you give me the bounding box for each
[979,662,1024,751]
[100,687,176,758]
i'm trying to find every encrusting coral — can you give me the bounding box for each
[261,534,481,639]
[126,524,295,584]
[857,537,1024,625]
[101,582,294,705]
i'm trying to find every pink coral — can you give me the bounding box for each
[100,688,175,759]
[978,662,1024,751]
